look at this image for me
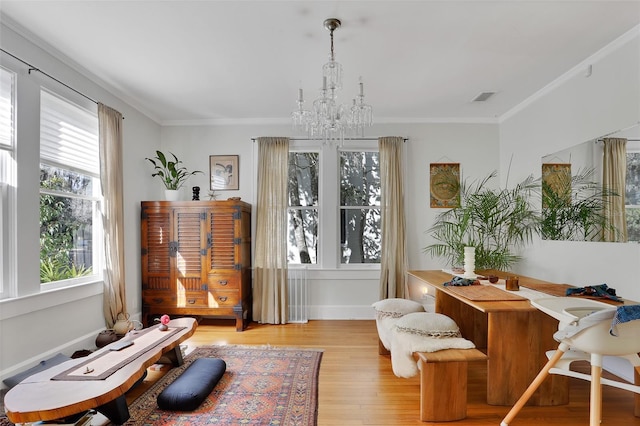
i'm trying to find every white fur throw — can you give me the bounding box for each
[390,313,476,378]
[376,316,400,351]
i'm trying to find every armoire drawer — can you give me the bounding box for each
[208,273,240,290]
[208,289,240,307]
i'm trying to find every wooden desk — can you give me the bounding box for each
[4,317,197,424]
[408,270,569,406]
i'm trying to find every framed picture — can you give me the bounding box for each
[430,163,460,208]
[542,163,571,208]
[210,155,239,190]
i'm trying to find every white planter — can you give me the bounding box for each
[164,189,180,201]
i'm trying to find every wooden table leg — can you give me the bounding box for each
[487,310,569,406]
[635,364,640,417]
[96,395,129,425]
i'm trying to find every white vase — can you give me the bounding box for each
[164,189,180,201]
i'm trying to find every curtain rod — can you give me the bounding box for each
[596,121,640,140]
[1,48,124,118]
[596,138,640,143]
[252,137,408,142]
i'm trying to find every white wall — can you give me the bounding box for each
[500,27,640,302]
[3,18,637,387]
[0,23,160,382]
[160,122,499,319]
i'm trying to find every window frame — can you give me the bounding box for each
[338,147,381,265]
[38,88,103,291]
[286,139,381,270]
[0,65,16,300]
[625,140,640,242]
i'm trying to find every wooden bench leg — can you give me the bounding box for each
[379,339,390,356]
[419,358,468,421]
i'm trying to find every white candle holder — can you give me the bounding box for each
[463,246,476,278]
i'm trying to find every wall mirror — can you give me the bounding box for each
[541,124,640,242]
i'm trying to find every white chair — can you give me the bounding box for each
[501,297,640,426]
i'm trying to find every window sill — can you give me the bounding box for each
[0,280,103,321]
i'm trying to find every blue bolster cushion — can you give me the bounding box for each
[157,357,226,411]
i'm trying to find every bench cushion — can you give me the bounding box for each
[372,298,425,319]
[3,353,71,388]
[157,357,226,411]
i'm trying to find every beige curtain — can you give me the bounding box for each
[602,137,628,242]
[253,137,289,324]
[378,136,408,299]
[98,103,126,328]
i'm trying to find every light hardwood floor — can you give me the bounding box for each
[127,319,640,426]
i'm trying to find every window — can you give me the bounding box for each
[286,141,381,267]
[39,89,101,287]
[340,150,380,263]
[0,66,16,299]
[625,145,640,241]
[288,151,319,264]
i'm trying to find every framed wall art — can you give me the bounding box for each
[542,163,571,208]
[210,155,239,190]
[430,163,460,208]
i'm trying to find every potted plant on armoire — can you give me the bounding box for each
[146,150,202,201]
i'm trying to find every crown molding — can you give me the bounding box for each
[499,24,640,123]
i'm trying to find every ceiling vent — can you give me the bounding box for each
[472,91,496,102]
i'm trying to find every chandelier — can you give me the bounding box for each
[292,18,373,144]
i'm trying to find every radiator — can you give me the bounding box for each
[287,267,308,323]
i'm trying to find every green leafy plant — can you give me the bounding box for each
[146,150,203,190]
[40,258,92,283]
[541,167,618,241]
[424,171,540,271]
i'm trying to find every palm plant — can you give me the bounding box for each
[540,167,618,241]
[424,171,540,271]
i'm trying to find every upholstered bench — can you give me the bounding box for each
[157,358,226,411]
[416,348,487,421]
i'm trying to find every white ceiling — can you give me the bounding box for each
[1,1,639,125]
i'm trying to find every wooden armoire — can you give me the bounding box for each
[140,200,252,331]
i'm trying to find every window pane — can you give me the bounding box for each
[288,208,318,264]
[340,151,380,206]
[289,152,318,207]
[626,208,640,242]
[0,67,15,149]
[40,164,94,196]
[40,192,94,283]
[626,152,640,205]
[626,152,640,242]
[340,208,381,264]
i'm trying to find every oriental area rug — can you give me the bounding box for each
[116,345,323,426]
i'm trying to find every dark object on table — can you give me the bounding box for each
[157,358,227,411]
[444,276,479,286]
[566,283,622,302]
[192,186,200,201]
[95,329,119,348]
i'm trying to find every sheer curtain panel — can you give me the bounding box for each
[378,136,408,299]
[602,137,628,242]
[254,137,289,324]
[98,103,127,327]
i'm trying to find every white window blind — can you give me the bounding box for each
[0,66,14,150]
[40,90,99,176]
[0,66,14,299]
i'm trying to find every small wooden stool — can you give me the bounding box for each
[416,348,488,422]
